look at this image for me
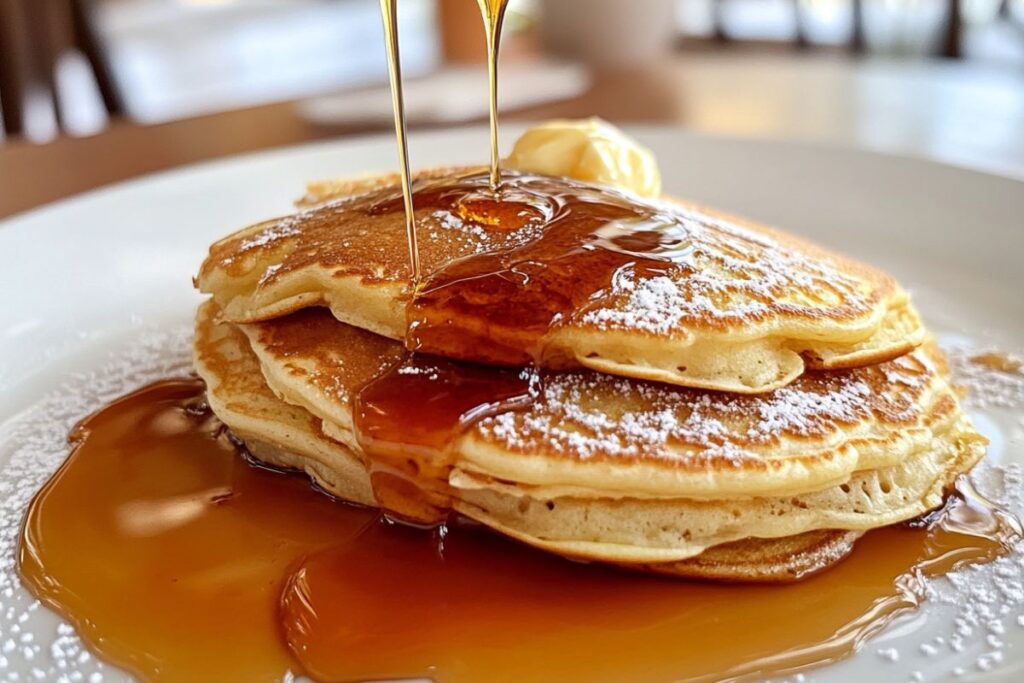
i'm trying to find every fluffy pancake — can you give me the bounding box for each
[193,300,864,580]
[449,424,978,563]
[196,168,924,393]
[193,300,375,507]
[193,303,983,565]
[238,304,967,502]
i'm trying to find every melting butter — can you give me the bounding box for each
[505,118,662,198]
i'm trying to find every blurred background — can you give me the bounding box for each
[1,0,1023,216]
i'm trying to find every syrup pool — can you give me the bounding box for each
[17,379,1017,682]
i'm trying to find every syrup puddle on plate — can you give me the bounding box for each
[15,378,1021,683]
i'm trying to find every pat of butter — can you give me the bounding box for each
[505,118,662,198]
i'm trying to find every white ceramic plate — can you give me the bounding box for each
[1,126,1023,682]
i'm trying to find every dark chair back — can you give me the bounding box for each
[0,0,121,138]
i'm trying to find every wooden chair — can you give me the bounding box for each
[0,0,121,138]
[940,0,963,58]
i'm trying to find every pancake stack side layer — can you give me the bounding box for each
[193,149,984,581]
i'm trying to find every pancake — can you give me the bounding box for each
[448,425,977,563]
[193,300,375,507]
[196,168,924,393]
[194,301,982,562]
[631,528,862,582]
[238,304,968,502]
[193,300,863,580]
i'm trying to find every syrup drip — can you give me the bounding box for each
[398,171,694,367]
[354,354,535,524]
[18,380,1020,682]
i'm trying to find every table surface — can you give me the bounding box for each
[2,52,1023,220]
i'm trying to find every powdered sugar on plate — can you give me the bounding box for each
[0,327,191,683]
[857,462,1024,683]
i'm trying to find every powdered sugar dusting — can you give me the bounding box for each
[397,364,441,381]
[238,221,301,253]
[479,349,930,462]
[579,205,875,332]
[581,272,686,335]
[424,209,545,256]
[257,263,283,287]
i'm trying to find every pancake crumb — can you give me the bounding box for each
[945,343,1024,410]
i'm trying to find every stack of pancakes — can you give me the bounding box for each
[194,167,985,582]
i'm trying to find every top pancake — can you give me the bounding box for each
[197,167,923,393]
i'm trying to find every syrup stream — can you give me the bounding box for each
[477,0,510,190]
[378,0,420,282]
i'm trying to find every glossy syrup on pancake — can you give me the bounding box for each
[391,170,697,366]
[355,354,535,523]
[198,158,918,392]
[18,379,1020,682]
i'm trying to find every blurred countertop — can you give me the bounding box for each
[1,50,1023,220]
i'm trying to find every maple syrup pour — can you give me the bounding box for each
[18,379,1021,682]
[378,0,420,281]
[477,0,510,190]
[400,170,693,366]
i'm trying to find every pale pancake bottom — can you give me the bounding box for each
[237,432,862,582]
[193,306,983,580]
